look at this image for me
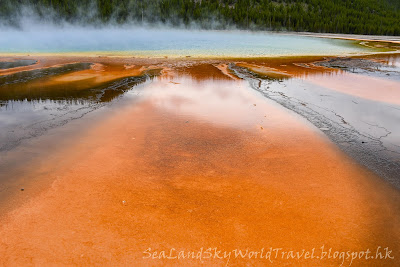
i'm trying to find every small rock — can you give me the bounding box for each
[20,188,24,191]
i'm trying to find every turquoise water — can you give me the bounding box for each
[0,27,372,57]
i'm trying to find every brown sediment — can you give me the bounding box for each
[233,56,343,79]
[215,63,241,80]
[174,63,233,81]
[0,63,399,266]
[236,62,292,80]
[0,57,82,76]
[0,54,363,80]
[0,56,146,76]
[42,63,147,88]
[0,59,165,102]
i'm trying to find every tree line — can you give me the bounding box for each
[1,0,400,36]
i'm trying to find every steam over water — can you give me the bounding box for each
[0,26,371,57]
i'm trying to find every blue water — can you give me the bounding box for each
[0,26,371,57]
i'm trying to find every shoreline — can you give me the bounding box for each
[0,48,399,264]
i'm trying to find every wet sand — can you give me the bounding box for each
[237,56,400,105]
[0,62,399,265]
[233,54,400,187]
[305,72,400,105]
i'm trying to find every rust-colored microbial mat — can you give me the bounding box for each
[0,62,399,266]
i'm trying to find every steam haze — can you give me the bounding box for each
[0,3,371,57]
